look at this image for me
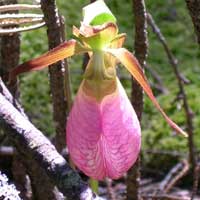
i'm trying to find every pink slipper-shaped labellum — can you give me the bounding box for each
[67,79,141,180]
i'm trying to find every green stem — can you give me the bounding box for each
[89,178,99,194]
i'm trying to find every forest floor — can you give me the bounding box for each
[98,180,200,200]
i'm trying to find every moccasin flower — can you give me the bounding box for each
[10,0,187,181]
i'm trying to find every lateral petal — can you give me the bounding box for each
[9,39,90,81]
[106,48,188,137]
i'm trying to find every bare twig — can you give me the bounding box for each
[142,194,190,200]
[145,65,168,94]
[0,4,41,12]
[159,160,189,193]
[106,178,116,200]
[0,79,102,200]
[126,1,148,200]
[0,3,45,35]
[0,146,14,156]
[0,13,43,19]
[0,22,45,35]
[60,15,73,111]
[147,12,196,173]
[191,163,200,200]
[40,0,68,153]
[0,17,43,27]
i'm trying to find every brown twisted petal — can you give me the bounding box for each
[9,39,89,82]
[106,47,188,137]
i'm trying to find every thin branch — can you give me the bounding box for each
[147,13,196,172]
[59,14,73,112]
[0,146,14,156]
[0,17,44,27]
[126,0,148,200]
[191,163,200,200]
[0,79,102,200]
[0,13,43,19]
[0,22,45,35]
[0,4,44,34]
[106,178,116,200]
[0,4,45,33]
[0,4,41,12]
[142,194,190,200]
[159,160,189,193]
[40,0,68,153]
[185,0,200,44]
[145,65,168,94]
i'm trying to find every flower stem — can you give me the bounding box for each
[89,178,98,194]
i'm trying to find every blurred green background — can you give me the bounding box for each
[19,0,200,170]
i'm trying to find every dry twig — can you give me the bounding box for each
[0,4,41,12]
[106,178,116,200]
[142,193,190,200]
[60,15,73,111]
[159,160,189,193]
[0,13,43,19]
[191,163,200,200]
[0,17,43,27]
[0,3,45,34]
[0,146,14,156]
[126,0,148,200]
[147,12,196,174]
[0,22,45,34]
[145,65,168,94]
[40,0,69,153]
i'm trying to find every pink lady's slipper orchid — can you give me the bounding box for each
[10,0,187,180]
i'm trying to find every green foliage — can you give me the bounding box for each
[19,0,199,165]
